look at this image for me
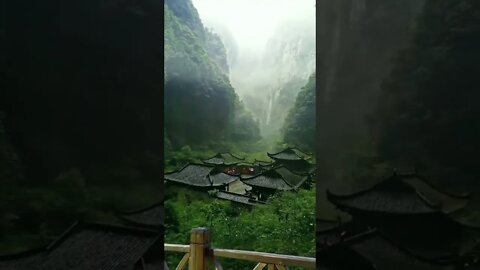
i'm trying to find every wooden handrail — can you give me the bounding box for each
[165,227,315,270]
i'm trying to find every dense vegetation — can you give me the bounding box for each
[165,187,315,270]
[283,73,316,151]
[164,0,260,149]
[372,0,480,185]
[0,1,163,252]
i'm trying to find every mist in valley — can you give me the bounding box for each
[192,0,316,139]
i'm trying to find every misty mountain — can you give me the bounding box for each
[283,72,316,151]
[164,0,260,148]
[1,0,163,181]
[372,0,480,186]
[315,0,425,188]
[230,22,315,138]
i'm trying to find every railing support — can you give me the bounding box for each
[189,227,211,270]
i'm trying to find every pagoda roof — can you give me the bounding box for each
[241,166,309,191]
[202,152,245,166]
[164,163,238,187]
[215,191,264,206]
[0,222,160,270]
[267,147,311,161]
[117,201,163,228]
[327,172,468,215]
[318,229,458,270]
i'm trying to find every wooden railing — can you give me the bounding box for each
[165,227,316,270]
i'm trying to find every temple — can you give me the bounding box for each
[163,147,314,205]
[317,170,480,269]
[267,147,314,174]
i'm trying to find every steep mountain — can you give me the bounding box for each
[1,0,163,181]
[372,0,480,185]
[164,0,259,148]
[283,73,316,151]
[231,22,315,137]
[315,0,425,187]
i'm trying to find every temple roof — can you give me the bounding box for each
[164,163,238,187]
[0,222,160,270]
[241,166,308,191]
[348,231,457,270]
[327,172,468,215]
[267,147,311,161]
[215,191,264,206]
[203,152,245,166]
[118,201,163,228]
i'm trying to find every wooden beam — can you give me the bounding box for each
[253,263,267,270]
[176,253,190,270]
[213,249,315,268]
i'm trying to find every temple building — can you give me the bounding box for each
[164,163,239,190]
[241,165,311,201]
[164,147,314,205]
[319,170,480,269]
[317,228,463,270]
[0,222,163,270]
[203,152,245,166]
[117,201,163,229]
[267,147,314,174]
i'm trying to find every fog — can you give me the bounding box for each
[192,0,316,137]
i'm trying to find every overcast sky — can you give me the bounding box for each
[192,0,315,52]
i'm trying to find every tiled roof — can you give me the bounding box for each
[327,172,468,214]
[241,170,294,191]
[275,166,309,188]
[164,163,214,187]
[317,230,458,270]
[0,222,160,270]
[241,165,310,191]
[267,147,311,161]
[209,172,239,187]
[203,152,245,165]
[118,201,163,228]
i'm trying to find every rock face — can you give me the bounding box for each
[230,21,316,137]
[1,0,163,180]
[316,0,425,151]
[164,0,259,147]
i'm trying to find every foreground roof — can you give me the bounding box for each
[203,152,245,165]
[164,163,238,187]
[0,222,161,270]
[267,147,311,161]
[327,172,468,215]
[317,229,459,270]
[241,166,309,191]
[118,201,163,228]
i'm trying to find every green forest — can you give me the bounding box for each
[2,0,479,268]
[163,0,316,268]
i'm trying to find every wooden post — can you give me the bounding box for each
[189,227,211,270]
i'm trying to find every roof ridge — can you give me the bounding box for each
[414,174,471,199]
[47,221,161,251]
